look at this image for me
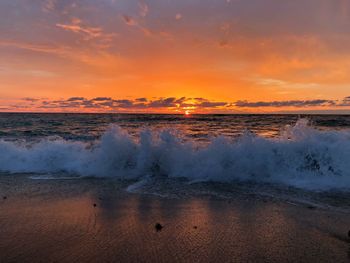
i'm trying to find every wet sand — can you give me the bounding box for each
[1,175,350,262]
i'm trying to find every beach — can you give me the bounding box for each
[1,175,350,262]
[1,0,350,260]
[2,0,350,260]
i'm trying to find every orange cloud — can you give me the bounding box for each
[0,96,348,114]
[1,1,350,113]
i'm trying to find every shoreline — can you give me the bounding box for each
[1,175,350,262]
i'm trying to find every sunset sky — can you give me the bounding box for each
[0,0,350,113]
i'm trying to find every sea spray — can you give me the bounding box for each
[0,119,350,190]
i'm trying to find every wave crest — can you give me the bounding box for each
[1,119,350,190]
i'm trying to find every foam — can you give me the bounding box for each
[0,119,350,191]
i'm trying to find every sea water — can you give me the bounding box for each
[0,113,350,198]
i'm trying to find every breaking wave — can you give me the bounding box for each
[0,119,350,191]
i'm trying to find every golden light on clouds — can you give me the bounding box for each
[0,0,349,113]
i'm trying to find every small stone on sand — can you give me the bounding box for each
[155,223,163,232]
[193,226,198,229]
[93,203,97,207]
[3,196,7,200]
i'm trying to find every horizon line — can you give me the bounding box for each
[1,111,349,116]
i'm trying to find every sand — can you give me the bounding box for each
[0,175,350,262]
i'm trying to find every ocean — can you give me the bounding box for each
[1,113,350,205]
[1,113,350,262]
[1,113,349,142]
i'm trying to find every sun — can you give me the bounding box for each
[185,110,191,116]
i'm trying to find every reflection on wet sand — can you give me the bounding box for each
[0,177,350,262]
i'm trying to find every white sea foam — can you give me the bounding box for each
[0,119,350,190]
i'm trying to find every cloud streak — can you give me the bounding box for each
[338,96,350,106]
[8,97,229,112]
[0,96,347,113]
[138,1,149,17]
[55,17,116,47]
[56,24,102,40]
[42,0,56,13]
[235,99,336,108]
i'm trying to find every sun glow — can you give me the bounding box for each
[0,1,350,114]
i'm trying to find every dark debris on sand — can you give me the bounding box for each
[307,205,316,210]
[155,223,163,232]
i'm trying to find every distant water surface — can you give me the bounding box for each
[0,113,349,142]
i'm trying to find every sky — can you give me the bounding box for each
[0,0,350,113]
